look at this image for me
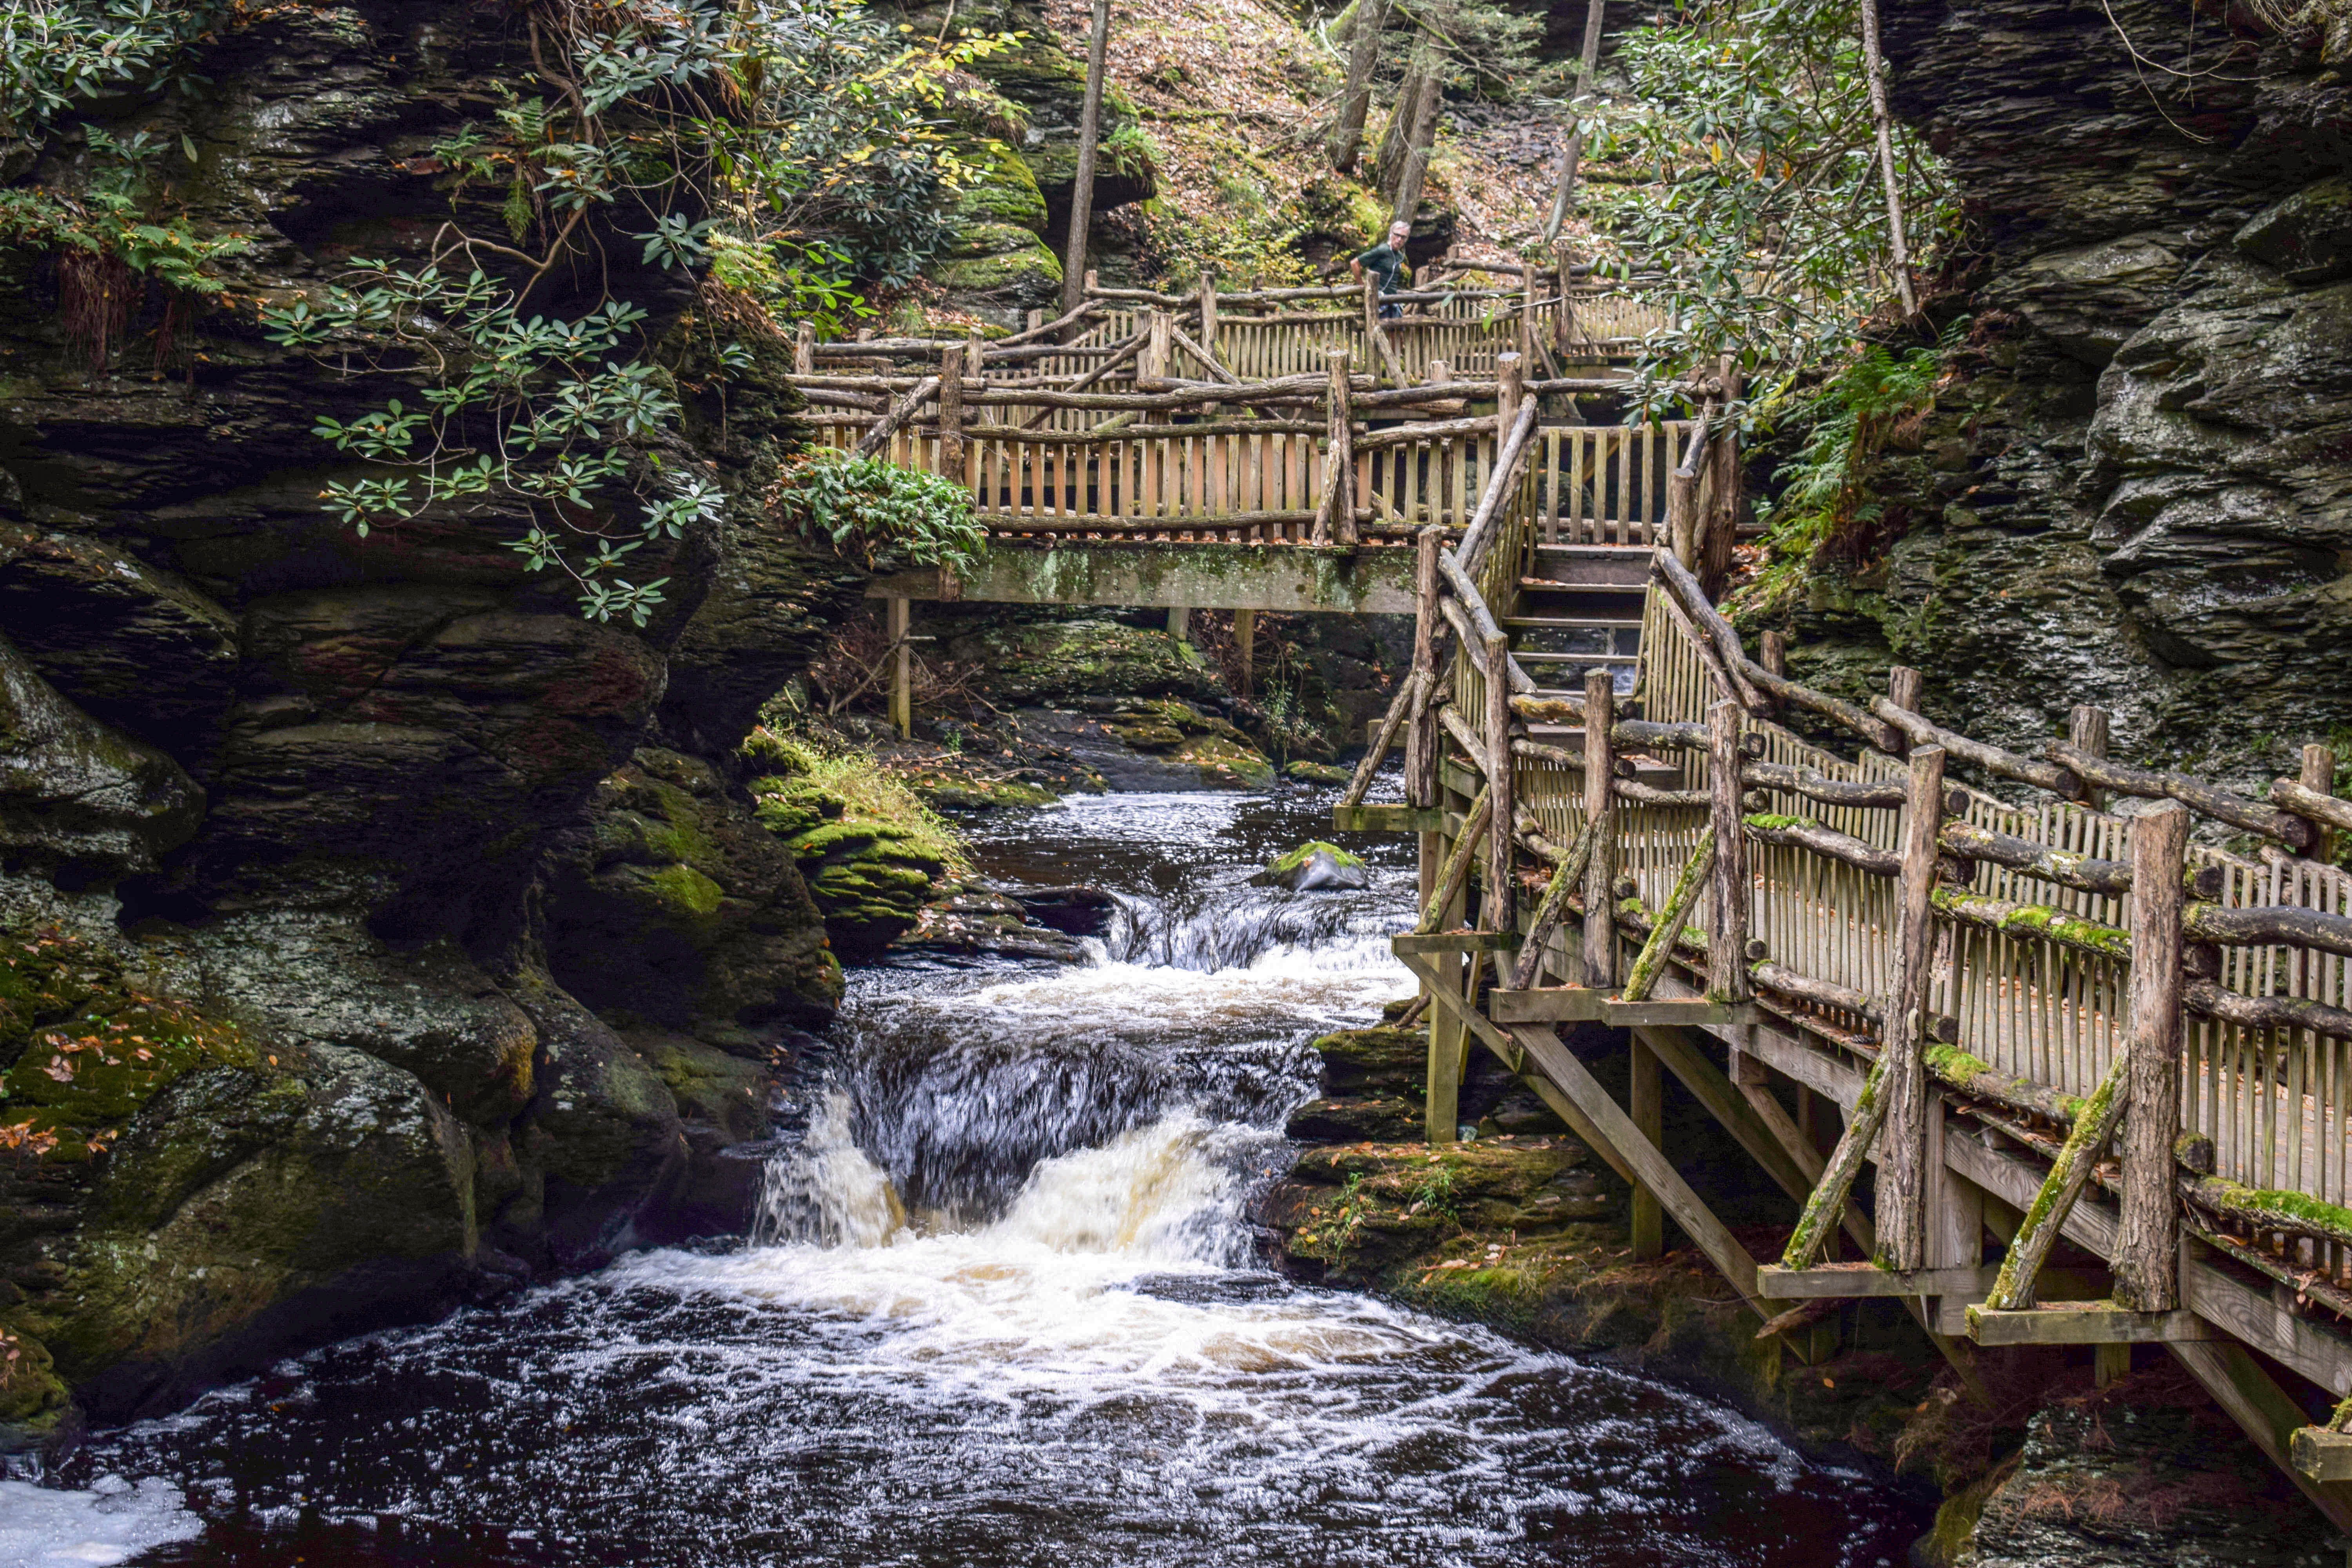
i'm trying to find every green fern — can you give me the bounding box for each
[1742,320,1964,617]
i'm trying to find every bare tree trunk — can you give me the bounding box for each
[1329,0,1391,174]
[1543,0,1608,243]
[1373,57,1432,197]
[1060,0,1112,319]
[1858,0,1919,318]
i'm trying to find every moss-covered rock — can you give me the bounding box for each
[543,748,842,1044]
[1285,760,1352,784]
[750,775,954,962]
[1262,839,1367,890]
[947,619,1220,706]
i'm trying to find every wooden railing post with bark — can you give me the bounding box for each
[1582,666,1617,987]
[1316,348,1356,543]
[2115,799,2189,1312]
[1708,698,1751,1004]
[937,343,965,485]
[1875,742,1947,1272]
[1484,629,1516,938]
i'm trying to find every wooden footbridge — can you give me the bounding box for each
[785,263,2352,1529]
[784,263,1680,730]
[1321,400,2352,1535]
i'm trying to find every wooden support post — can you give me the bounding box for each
[1708,699,1751,1003]
[1582,667,1617,987]
[1887,664,1923,721]
[1519,270,1540,366]
[1782,747,1944,1273]
[2115,799,2189,1312]
[1406,527,1441,807]
[1924,1092,1985,1333]
[1143,309,1171,383]
[1199,269,1218,350]
[1426,800,1471,1145]
[1483,630,1515,936]
[1496,350,1525,449]
[936,343,965,484]
[886,595,912,739]
[2096,1342,2132,1388]
[2303,742,2339,864]
[1060,0,1111,318]
[1167,606,1191,644]
[1877,743,1947,1272]
[1234,608,1256,698]
[1553,239,1575,354]
[1317,348,1357,544]
[2071,704,2111,813]
[1631,1037,1664,1259]
[1027,309,1045,334]
[1761,630,1787,679]
[793,321,814,376]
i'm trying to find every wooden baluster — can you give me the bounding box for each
[1876,742,1948,1271]
[1200,268,1218,352]
[1485,630,1515,938]
[2071,704,2111,812]
[1708,699,1751,1003]
[793,321,814,376]
[2115,799,2190,1311]
[1583,667,1617,987]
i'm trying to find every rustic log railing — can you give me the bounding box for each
[806,336,1699,549]
[1348,429,2352,1522]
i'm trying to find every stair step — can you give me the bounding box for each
[1503,616,1642,631]
[1512,651,1638,664]
[1519,576,1646,593]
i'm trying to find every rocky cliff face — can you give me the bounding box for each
[1782,0,2352,781]
[0,2,855,1445]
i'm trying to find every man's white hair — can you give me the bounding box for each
[1388,221,1411,236]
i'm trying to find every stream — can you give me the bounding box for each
[13,784,1931,1567]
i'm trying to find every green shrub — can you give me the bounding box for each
[775,450,987,576]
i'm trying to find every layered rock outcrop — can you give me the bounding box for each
[0,1,855,1445]
[1780,0,2352,780]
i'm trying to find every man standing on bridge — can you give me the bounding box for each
[1351,221,1413,319]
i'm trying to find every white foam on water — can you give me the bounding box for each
[0,1476,201,1568]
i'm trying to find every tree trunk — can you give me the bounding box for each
[1544,0,1609,242]
[1858,0,1918,318]
[1329,0,1392,174]
[1060,0,1112,319]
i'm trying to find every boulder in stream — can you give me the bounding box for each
[1260,840,1369,891]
